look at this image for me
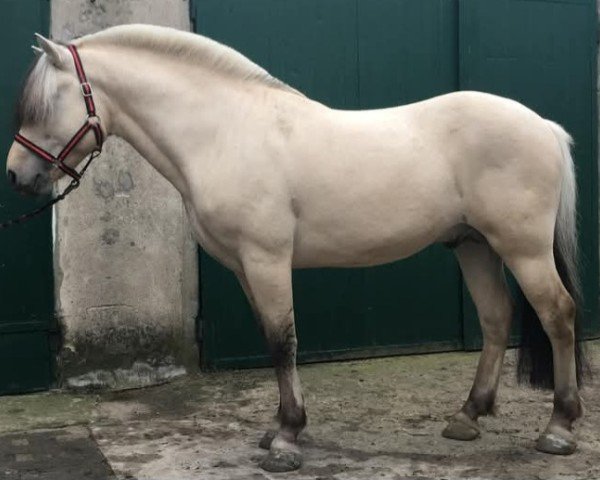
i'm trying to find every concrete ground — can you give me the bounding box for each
[1,343,600,480]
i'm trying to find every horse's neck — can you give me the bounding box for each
[84,46,264,195]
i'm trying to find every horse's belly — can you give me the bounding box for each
[291,209,456,268]
[288,156,461,268]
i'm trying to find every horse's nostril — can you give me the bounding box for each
[7,170,16,186]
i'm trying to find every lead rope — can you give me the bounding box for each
[0,148,99,229]
[0,179,78,229]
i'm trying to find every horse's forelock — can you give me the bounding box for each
[15,54,58,129]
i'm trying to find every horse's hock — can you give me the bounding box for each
[51,0,199,389]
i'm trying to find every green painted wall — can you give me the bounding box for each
[0,0,54,393]
[193,0,598,369]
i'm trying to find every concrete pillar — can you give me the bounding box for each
[51,0,198,388]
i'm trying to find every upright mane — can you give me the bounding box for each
[76,24,301,95]
[15,24,302,128]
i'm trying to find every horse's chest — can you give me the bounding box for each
[183,200,242,270]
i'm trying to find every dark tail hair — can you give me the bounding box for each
[516,244,590,389]
[516,120,590,389]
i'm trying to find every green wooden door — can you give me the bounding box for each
[194,0,464,369]
[193,0,599,369]
[0,0,54,393]
[459,0,599,347]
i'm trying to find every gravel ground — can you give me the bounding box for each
[1,342,600,480]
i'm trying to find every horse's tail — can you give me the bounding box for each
[516,120,589,389]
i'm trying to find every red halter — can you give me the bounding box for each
[14,45,103,185]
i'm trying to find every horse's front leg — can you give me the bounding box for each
[239,250,306,472]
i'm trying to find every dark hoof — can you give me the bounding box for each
[442,413,481,441]
[259,449,302,472]
[258,430,277,450]
[536,431,576,455]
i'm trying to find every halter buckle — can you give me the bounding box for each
[81,82,93,98]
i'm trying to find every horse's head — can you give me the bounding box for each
[7,34,104,195]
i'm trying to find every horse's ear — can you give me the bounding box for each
[31,46,43,57]
[34,33,67,68]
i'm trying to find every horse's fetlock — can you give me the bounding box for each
[280,404,307,434]
[465,388,496,417]
[554,390,582,421]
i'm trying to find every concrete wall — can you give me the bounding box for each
[51,0,198,388]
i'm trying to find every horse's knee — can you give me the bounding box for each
[267,318,297,367]
[480,313,512,346]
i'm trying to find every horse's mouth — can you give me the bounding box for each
[15,173,51,197]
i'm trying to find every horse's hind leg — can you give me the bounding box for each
[443,240,513,441]
[239,250,306,472]
[506,252,581,454]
